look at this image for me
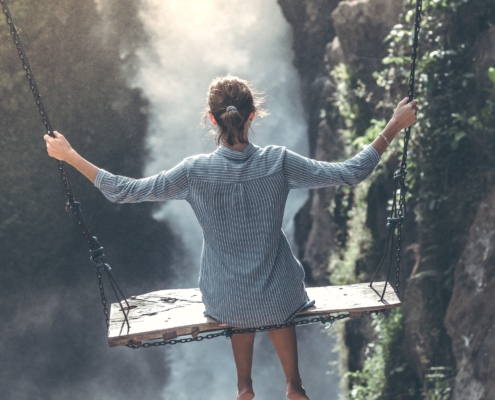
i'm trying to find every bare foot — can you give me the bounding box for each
[236,388,255,400]
[287,381,309,400]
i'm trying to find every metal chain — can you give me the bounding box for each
[0,0,124,328]
[370,0,422,299]
[127,311,387,349]
[126,330,230,349]
[229,313,350,335]
[97,271,110,327]
[394,0,422,295]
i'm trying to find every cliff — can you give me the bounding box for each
[278,0,495,398]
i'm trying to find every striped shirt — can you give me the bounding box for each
[94,143,380,327]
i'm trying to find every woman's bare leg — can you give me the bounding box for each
[231,331,256,400]
[268,327,310,400]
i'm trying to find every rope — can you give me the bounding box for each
[370,0,423,300]
[0,0,130,329]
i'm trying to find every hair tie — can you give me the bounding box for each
[226,106,237,112]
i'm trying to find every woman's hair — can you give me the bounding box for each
[203,75,267,146]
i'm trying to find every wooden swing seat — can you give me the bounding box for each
[107,281,400,347]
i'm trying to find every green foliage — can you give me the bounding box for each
[329,182,371,285]
[353,119,386,149]
[381,0,495,281]
[424,367,454,400]
[345,310,406,400]
[489,67,495,84]
[328,63,373,152]
[324,0,495,398]
[329,63,359,135]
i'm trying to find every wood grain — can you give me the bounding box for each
[108,282,400,347]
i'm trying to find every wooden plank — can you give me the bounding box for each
[107,282,400,347]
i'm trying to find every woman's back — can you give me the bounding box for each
[186,143,305,328]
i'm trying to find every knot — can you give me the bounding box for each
[89,236,111,272]
[90,246,104,264]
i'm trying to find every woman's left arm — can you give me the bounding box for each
[44,131,189,203]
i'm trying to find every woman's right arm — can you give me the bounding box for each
[284,145,381,189]
[283,98,418,189]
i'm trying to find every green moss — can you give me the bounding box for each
[329,182,372,285]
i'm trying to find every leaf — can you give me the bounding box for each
[454,131,466,141]
[488,67,495,84]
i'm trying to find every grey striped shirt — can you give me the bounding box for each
[94,143,380,327]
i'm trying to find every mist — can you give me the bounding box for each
[132,0,341,399]
[0,0,342,398]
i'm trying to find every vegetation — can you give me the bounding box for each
[321,0,495,398]
[346,310,406,400]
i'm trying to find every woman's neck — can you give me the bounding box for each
[222,141,250,152]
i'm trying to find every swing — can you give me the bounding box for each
[108,282,400,348]
[2,0,421,349]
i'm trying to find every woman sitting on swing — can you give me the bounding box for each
[44,75,418,400]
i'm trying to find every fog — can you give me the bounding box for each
[132,0,341,399]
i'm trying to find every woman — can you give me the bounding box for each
[44,75,418,400]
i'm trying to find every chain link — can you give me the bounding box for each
[97,271,110,327]
[126,330,230,349]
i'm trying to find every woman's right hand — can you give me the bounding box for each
[44,131,75,162]
[391,97,418,131]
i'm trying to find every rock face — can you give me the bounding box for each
[444,187,495,400]
[278,0,342,156]
[473,27,495,88]
[284,0,403,285]
[332,0,404,78]
[419,24,495,398]
[278,0,341,87]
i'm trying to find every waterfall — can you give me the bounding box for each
[134,0,340,398]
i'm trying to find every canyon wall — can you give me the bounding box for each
[278,0,495,398]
